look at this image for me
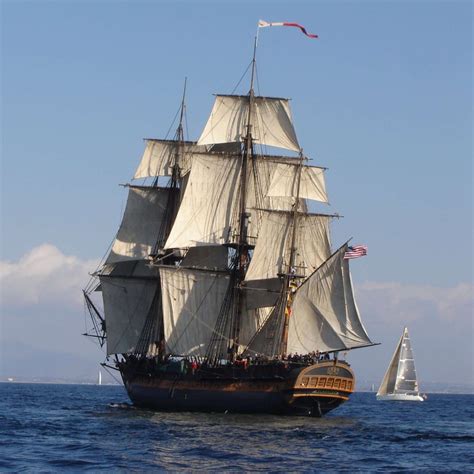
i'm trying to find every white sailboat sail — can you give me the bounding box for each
[376,327,423,401]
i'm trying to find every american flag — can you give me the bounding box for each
[344,245,368,259]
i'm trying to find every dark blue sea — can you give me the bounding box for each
[1,383,472,472]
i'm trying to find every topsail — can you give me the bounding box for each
[197,95,300,152]
[105,186,172,264]
[134,139,206,179]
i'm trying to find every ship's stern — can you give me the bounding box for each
[286,361,355,416]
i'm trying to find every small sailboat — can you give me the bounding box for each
[97,369,102,386]
[376,327,424,402]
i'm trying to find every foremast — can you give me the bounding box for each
[231,36,257,360]
[82,79,195,360]
[152,78,188,257]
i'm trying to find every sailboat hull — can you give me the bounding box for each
[376,393,424,402]
[120,360,355,417]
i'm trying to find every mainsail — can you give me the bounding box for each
[159,266,230,356]
[377,327,420,396]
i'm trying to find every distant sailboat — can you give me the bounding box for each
[97,369,102,386]
[376,327,423,401]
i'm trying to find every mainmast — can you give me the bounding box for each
[230,36,258,359]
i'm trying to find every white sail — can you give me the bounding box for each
[163,153,241,249]
[287,245,372,354]
[266,163,328,203]
[100,271,159,356]
[377,327,423,401]
[197,95,300,152]
[159,266,230,356]
[238,306,273,350]
[164,153,324,250]
[106,186,171,264]
[377,334,402,397]
[245,211,332,282]
[133,139,205,179]
[244,304,282,357]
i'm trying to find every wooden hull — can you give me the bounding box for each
[121,361,355,417]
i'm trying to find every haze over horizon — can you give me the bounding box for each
[1,1,472,389]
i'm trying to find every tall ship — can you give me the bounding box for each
[376,327,424,402]
[83,32,376,417]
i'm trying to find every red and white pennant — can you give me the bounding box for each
[258,20,318,39]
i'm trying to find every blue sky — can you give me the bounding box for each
[1,1,472,386]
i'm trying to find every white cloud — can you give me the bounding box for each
[0,244,99,308]
[356,280,473,323]
[349,280,473,386]
[2,244,472,323]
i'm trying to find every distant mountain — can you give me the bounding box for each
[0,339,115,384]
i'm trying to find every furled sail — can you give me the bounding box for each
[287,245,372,354]
[197,95,300,152]
[181,246,229,271]
[105,186,172,264]
[159,266,230,356]
[377,328,420,396]
[133,139,205,179]
[245,211,332,281]
[99,262,159,355]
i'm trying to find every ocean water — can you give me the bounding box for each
[1,383,472,472]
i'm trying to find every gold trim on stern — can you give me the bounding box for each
[292,362,355,400]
